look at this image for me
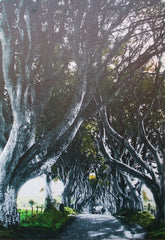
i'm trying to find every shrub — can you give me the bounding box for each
[20,207,72,232]
[130,211,155,228]
[148,226,165,239]
[64,207,76,215]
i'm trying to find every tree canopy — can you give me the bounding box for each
[0,0,164,226]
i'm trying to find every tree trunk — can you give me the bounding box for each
[0,184,19,228]
[44,174,54,211]
[0,119,33,226]
[152,184,165,222]
[62,185,72,207]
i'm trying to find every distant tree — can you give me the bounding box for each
[29,200,35,208]
[53,120,143,213]
[142,191,150,202]
[40,188,44,193]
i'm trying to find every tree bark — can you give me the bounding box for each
[97,105,165,221]
[0,185,19,227]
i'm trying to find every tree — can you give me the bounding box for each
[0,0,164,227]
[44,172,55,211]
[96,60,165,221]
[54,120,143,214]
[29,199,35,208]
[142,191,150,202]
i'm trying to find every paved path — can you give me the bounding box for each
[56,214,146,240]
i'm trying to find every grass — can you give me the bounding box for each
[130,211,155,228]
[115,208,165,239]
[0,226,16,239]
[147,223,165,239]
[18,208,43,222]
[19,206,76,229]
[0,207,77,239]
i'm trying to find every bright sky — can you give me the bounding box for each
[142,185,154,201]
[17,175,64,206]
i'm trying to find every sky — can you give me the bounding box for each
[17,175,64,207]
[142,185,154,201]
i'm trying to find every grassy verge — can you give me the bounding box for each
[115,208,165,239]
[0,226,17,239]
[0,207,76,239]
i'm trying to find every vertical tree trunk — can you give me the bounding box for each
[152,185,165,222]
[0,184,19,227]
[0,119,36,226]
[62,186,71,207]
[44,174,54,211]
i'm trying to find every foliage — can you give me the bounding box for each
[64,207,77,215]
[38,76,77,134]
[147,224,165,239]
[37,54,78,137]
[20,207,70,231]
[115,208,165,238]
[126,211,165,239]
[142,190,150,202]
[130,211,155,228]
[75,120,104,173]
[79,120,99,159]
[1,207,76,239]
[115,208,155,227]
[29,200,35,207]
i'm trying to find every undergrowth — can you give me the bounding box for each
[0,207,76,239]
[20,206,76,230]
[0,226,16,239]
[115,208,165,239]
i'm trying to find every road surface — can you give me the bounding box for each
[56,214,146,240]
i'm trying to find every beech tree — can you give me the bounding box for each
[0,0,164,227]
[54,120,143,213]
[96,61,165,221]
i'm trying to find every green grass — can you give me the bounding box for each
[64,206,77,215]
[18,208,45,222]
[0,207,76,239]
[129,210,165,239]
[115,208,165,239]
[19,207,75,230]
[115,208,155,227]
[21,208,63,229]
[18,206,76,222]
[130,211,155,228]
[148,225,165,239]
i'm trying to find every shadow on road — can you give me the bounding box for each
[55,214,146,240]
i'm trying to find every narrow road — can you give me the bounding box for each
[56,214,146,240]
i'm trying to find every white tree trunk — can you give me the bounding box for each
[44,174,54,210]
[0,185,19,227]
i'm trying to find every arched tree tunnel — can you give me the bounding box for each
[47,122,144,215]
[0,0,164,229]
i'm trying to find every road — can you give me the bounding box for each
[56,214,146,240]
